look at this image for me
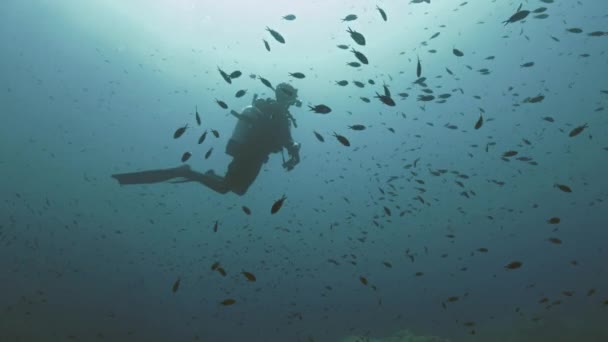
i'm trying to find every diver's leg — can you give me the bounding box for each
[111,165,192,185]
[224,157,263,196]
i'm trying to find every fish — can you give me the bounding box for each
[173,124,188,139]
[313,131,325,142]
[309,104,332,114]
[263,39,271,52]
[205,147,213,159]
[566,28,583,34]
[474,114,483,129]
[446,67,453,75]
[235,89,247,98]
[347,62,361,68]
[213,220,219,232]
[532,7,547,13]
[503,10,530,25]
[337,44,349,49]
[341,14,357,22]
[333,132,350,146]
[417,95,435,102]
[266,27,285,43]
[554,184,572,193]
[172,278,180,293]
[348,124,366,131]
[568,123,588,137]
[242,206,251,215]
[347,27,366,46]
[376,93,396,106]
[383,206,391,216]
[351,48,368,64]
[181,152,192,162]
[195,106,201,125]
[376,6,387,21]
[258,76,274,90]
[229,70,242,79]
[360,97,370,103]
[547,237,562,244]
[198,130,208,144]
[336,80,349,86]
[520,61,535,67]
[416,56,422,77]
[588,31,607,37]
[211,129,220,138]
[505,261,523,270]
[353,81,365,88]
[477,248,489,253]
[360,276,368,285]
[282,14,296,21]
[289,72,305,79]
[453,48,464,57]
[502,150,518,157]
[220,299,236,306]
[216,99,228,109]
[430,32,440,39]
[271,195,287,214]
[218,67,232,84]
[242,271,256,282]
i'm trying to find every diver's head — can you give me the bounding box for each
[275,83,299,107]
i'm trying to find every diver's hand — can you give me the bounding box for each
[283,158,297,171]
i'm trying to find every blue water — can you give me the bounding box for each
[1,1,607,341]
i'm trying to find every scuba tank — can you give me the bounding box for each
[226,105,262,157]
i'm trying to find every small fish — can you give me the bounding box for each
[347,27,366,46]
[205,147,213,159]
[263,39,271,52]
[336,80,349,86]
[453,48,464,57]
[217,67,232,84]
[348,124,366,131]
[360,96,370,103]
[376,6,387,21]
[554,184,572,193]
[416,56,422,78]
[547,217,561,224]
[242,271,256,282]
[181,151,192,162]
[568,123,588,137]
[503,10,530,25]
[213,220,218,232]
[229,70,242,79]
[216,99,228,109]
[198,130,208,144]
[333,132,350,146]
[341,14,357,22]
[474,113,483,129]
[211,129,220,138]
[195,106,201,125]
[235,89,247,98]
[520,61,535,67]
[242,206,251,215]
[271,195,287,214]
[383,261,392,268]
[173,124,188,139]
[172,277,180,293]
[353,81,365,88]
[266,27,285,44]
[566,28,583,34]
[282,14,296,21]
[547,237,562,244]
[220,299,236,306]
[347,61,361,68]
[289,72,305,79]
[477,248,489,253]
[313,131,325,142]
[258,76,274,90]
[309,104,332,114]
[505,261,523,270]
[337,44,349,49]
[360,276,368,285]
[430,32,440,39]
[502,150,518,157]
[351,48,368,64]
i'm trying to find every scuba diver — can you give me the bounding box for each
[111,82,301,196]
